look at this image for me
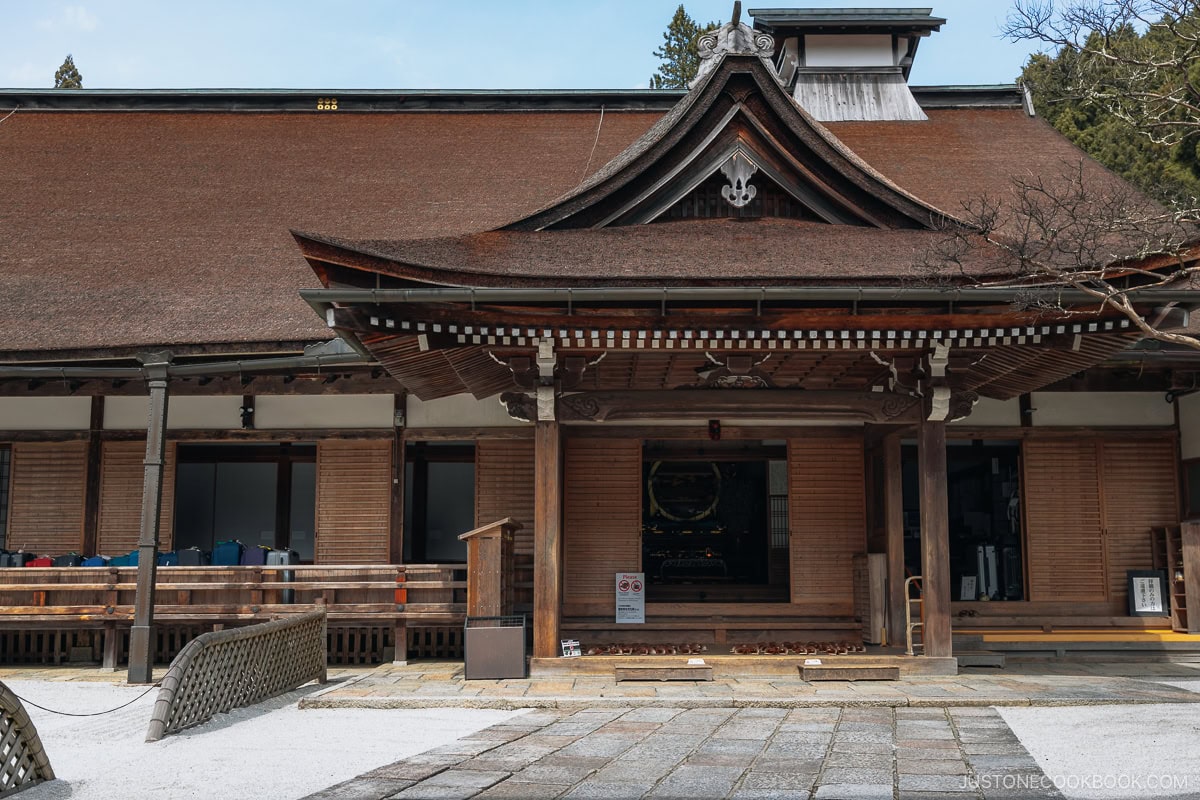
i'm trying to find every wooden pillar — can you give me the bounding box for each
[1183,522,1200,634]
[390,394,406,564]
[533,418,561,659]
[917,418,952,658]
[883,432,907,648]
[393,621,408,666]
[128,353,170,684]
[101,623,119,672]
[81,396,104,557]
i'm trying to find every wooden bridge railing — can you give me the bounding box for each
[0,681,55,793]
[145,608,327,741]
[0,563,467,666]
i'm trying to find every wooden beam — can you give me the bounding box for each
[917,418,952,658]
[883,432,907,648]
[404,427,533,441]
[533,417,562,659]
[559,390,922,424]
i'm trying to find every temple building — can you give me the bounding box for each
[1,6,1198,672]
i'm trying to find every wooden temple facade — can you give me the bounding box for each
[2,7,1200,671]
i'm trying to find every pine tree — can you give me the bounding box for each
[54,55,83,89]
[649,5,719,89]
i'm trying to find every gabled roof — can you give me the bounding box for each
[504,52,951,231]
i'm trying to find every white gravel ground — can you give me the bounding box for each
[999,703,1200,800]
[7,679,521,800]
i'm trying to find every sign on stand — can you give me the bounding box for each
[615,572,645,624]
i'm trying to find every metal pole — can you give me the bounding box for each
[128,352,171,684]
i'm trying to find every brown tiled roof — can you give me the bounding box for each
[301,218,1008,286]
[0,101,1135,355]
[0,110,659,354]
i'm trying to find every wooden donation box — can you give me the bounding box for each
[459,517,521,617]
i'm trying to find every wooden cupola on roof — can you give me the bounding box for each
[506,2,952,232]
[749,6,945,120]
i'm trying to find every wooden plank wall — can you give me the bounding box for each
[96,440,177,555]
[1100,438,1178,606]
[475,439,535,557]
[1023,439,1106,601]
[315,440,392,564]
[8,442,87,555]
[562,438,641,609]
[1024,435,1178,606]
[787,433,866,613]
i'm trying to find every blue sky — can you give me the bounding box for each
[1,1,1043,90]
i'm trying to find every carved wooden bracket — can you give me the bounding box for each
[499,391,536,423]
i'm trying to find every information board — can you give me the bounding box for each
[615,572,645,624]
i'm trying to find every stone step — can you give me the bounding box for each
[955,650,1006,667]
[614,665,714,682]
[801,665,899,681]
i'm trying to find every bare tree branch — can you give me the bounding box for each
[919,159,1200,348]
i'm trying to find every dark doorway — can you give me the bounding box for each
[902,439,1025,601]
[641,440,789,603]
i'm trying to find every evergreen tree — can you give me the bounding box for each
[54,55,83,89]
[1019,17,1200,205]
[649,5,718,89]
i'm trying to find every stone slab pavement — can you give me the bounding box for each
[304,662,1200,800]
[299,660,1200,710]
[304,705,1067,800]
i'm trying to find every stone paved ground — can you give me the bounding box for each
[299,660,1200,710]
[304,705,1064,800]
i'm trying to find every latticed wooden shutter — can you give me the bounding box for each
[1100,437,1178,605]
[1023,438,1106,601]
[787,434,866,612]
[315,439,391,564]
[8,442,87,555]
[563,438,641,609]
[475,439,535,557]
[97,440,176,555]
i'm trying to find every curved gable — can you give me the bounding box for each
[506,52,954,231]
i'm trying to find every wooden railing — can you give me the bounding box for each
[0,563,466,624]
[145,609,327,741]
[0,680,55,792]
[0,564,467,666]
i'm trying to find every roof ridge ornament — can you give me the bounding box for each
[692,1,778,89]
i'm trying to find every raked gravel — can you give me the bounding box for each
[5,678,521,800]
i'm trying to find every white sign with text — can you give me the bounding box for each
[615,572,645,624]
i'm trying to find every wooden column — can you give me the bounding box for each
[1183,522,1200,634]
[533,418,561,659]
[883,432,907,648]
[81,396,104,557]
[128,353,170,685]
[390,394,406,564]
[917,418,952,658]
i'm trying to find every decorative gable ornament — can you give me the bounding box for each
[692,2,780,88]
[719,149,758,208]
